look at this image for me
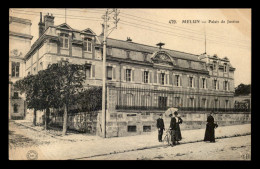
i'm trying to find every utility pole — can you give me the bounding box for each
[101,8,120,138]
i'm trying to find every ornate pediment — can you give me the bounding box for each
[151,51,176,66]
[10,49,22,57]
[57,23,73,30]
[81,28,96,36]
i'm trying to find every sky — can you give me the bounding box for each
[10,8,251,87]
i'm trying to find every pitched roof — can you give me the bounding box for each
[97,36,203,62]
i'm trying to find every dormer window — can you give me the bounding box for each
[126,50,130,58]
[83,38,92,52]
[143,53,148,61]
[224,63,227,73]
[60,33,69,49]
[213,61,217,70]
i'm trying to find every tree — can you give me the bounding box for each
[235,83,251,96]
[14,61,86,134]
[48,61,86,136]
[14,74,41,126]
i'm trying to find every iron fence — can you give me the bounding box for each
[111,86,250,112]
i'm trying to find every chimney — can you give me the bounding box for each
[44,13,55,31]
[38,12,45,37]
[126,37,132,42]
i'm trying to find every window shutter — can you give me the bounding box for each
[141,71,144,83]
[227,82,229,91]
[149,71,152,83]
[159,73,162,84]
[92,65,95,78]
[123,68,126,81]
[173,75,176,86]
[193,77,196,87]
[132,69,134,82]
[205,78,207,88]
[113,67,116,80]
[223,81,225,90]
[217,81,219,90]
[212,80,214,89]
[180,76,182,86]
[166,74,168,85]
[200,78,202,88]
[154,71,157,83]
[169,73,173,85]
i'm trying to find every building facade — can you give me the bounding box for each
[9,16,33,120]
[23,13,237,136]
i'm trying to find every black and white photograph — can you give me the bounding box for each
[9,8,251,160]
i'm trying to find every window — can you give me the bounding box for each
[158,96,167,109]
[190,98,194,107]
[224,81,228,91]
[143,53,148,61]
[107,66,112,80]
[143,126,151,132]
[160,73,165,85]
[85,65,91,79]
[214,100,218,109]
[128,126,136,132]
[83,38,92,52]
[175,97,180,107]
[213,61,217,70]
[202,78,206,89]
[28,71,30,75]
[224,63,227,73]
[144,71,149,83]
[126,69,131,82]
[107,48,112,56]
[189,77,193,87]
[214,80,218,90]
[175,75,180,86]
[13,104,18,113]
[225,100,229,109]
[126,51,130,58]
[11,62,20,77]
[60,33,69,49]
[202,99,207,108]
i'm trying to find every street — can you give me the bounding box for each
[9,121,251,160]
[84,135,251,160]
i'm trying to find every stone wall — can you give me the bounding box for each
[97,111,251,138]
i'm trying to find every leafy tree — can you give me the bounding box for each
[14,61,86,135]
[235,83,251,96]
[47,61,86,136]
[14,74,41,126]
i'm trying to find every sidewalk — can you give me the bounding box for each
[10,120,251,160]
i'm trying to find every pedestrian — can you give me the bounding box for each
[169,111,183,146]
[204,112,218,143]
[156,114,165,142]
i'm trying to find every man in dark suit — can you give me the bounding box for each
[156,114,165,142]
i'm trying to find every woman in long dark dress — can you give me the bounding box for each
[204,112,218,142]
[170,111,183,146]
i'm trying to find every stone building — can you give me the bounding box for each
[23,13,237,137]
[9,16,33,120]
